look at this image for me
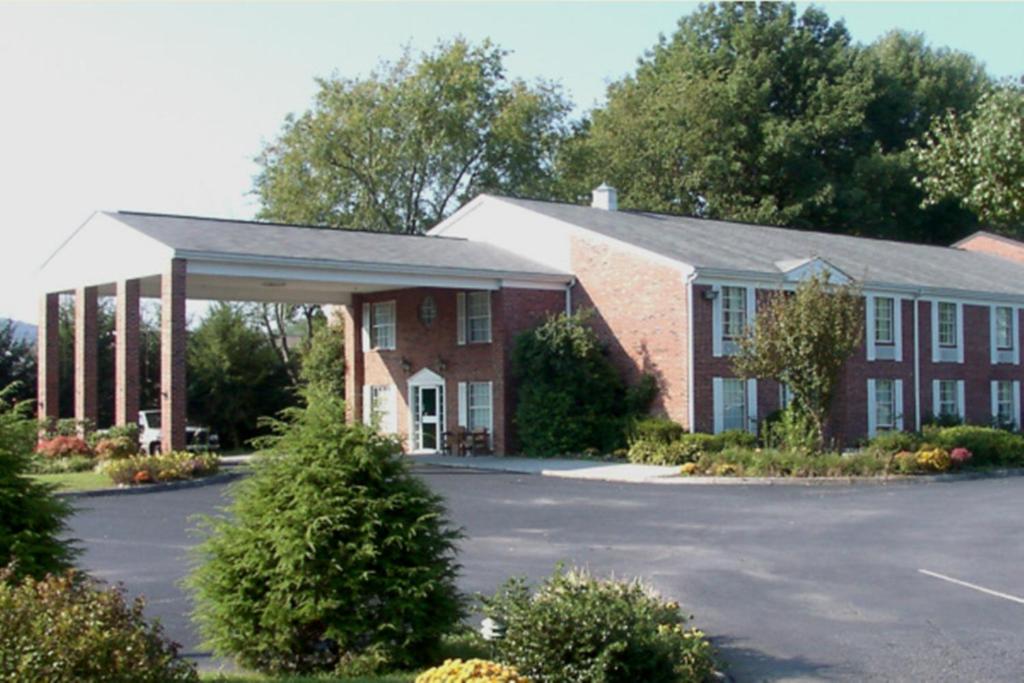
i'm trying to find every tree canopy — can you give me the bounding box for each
[558,2,990,243]
[255,38,571,234]
[914,80,1024,235]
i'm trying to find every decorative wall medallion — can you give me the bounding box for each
[419,296,437,327]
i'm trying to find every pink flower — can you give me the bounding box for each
[950,447,973,464]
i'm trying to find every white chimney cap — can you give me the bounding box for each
[591,183,618,211]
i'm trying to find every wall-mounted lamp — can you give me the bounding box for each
[400,357,412,374]
[436,355,448,372]
[702,288,719,301]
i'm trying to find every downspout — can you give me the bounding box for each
[685,271,698,432]
[917,290,925,430]
[565,277,576,315]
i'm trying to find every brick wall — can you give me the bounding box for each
[345,286,562,453]
[569,234,690,427]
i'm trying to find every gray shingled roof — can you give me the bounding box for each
[109,211,568,279]
[495,197,1024,297]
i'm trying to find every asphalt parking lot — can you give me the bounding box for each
[66,467,1024,681]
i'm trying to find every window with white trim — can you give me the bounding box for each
[874,297,895,345]
[937,379,960,418]
[721,286,747,341]
[995,380,1016,427]
[365,384,398,433]
[995,306,1014,350]
[370,301,396,350]
[938,302,957,348]
[721,378,747,432]
[467,382,492,432]
[873,379,896,432]
[466,291,492,343]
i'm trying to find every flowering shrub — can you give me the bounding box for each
[102,452,219,486]
[94,435,139,460]
[680,462,698,476]
[484,566,716,683]
[0,568,197,681]
[893,450,919,474]
[416,659,531,683]
[36,435,92,459]
[949,447,973,467]
[916,447,951,472]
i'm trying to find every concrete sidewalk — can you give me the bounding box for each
[411,454,680,483]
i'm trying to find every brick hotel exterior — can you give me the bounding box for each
[38,188,1024,452]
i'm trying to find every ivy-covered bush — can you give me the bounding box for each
[188,388,462,675]
[512,311,654,456]
[0,568,197,682]
[0,385,76,581]
[483,566,715,683]
[101,452,219,486]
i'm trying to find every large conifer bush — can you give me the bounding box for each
[188,388,462,675]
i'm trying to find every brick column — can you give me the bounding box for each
[115,279,141,427]
[161,259,187,452]
[37,293,60,426]
[74,286,99,432]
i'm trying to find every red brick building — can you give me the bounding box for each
[39,192,1024,452]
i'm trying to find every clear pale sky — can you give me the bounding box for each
[1,1,1021,322]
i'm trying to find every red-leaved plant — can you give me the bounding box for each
[35,436,92,459]
[950,447,973,466]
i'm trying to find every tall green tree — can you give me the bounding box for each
[187,303,294,449]
[255,38,571,234]
[299,314,345,399]
[0,321,35,404]
[914,80,1024,235]
[733,273,864,449]
[562,2,988,243]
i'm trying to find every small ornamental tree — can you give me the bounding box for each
[733,273,863,449]
[299,315,346,398]
[0,384,76,580]
[188,387,462,675]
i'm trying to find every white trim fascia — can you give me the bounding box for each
[712,377,724,434]
[957,379,966,420]
[895,379,904,431]
[181,252,572,288]
[686,271,697,432]
[746,379,758,433]
[866,296,877,361]
[501,279,568,291]
[932,379,940,419]
[428,195,488,235]
[990,305,999,365]
[991,379,1000,424]
[956,302,965,364]
[867,378,877,437]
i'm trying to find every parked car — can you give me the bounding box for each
[138,410,220,455]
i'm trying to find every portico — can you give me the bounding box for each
[37,211,570,452]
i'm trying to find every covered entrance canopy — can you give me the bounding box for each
[37,210,570,450]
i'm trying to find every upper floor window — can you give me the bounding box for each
[938,302,957,347]
[721,286,747,341]
[371,301,396,350]
[457,291,492,344]
[995,306,1014,350]
[874,297,895,345]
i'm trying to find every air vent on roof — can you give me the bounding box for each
[591,183,617,211]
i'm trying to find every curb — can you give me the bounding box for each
[56,469,247,499]
[414,459,1024,486]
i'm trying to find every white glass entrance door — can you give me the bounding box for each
[408,368,446,453]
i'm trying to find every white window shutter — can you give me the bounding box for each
[1015,381,1022,429]
[956,303,965,364]
[485,381,494,447]
[712,378,724,434]
[991,380,999,424]
[867,379,877,438]
[932,380,940,419]
[746,287,756,327]
[893,299,903,362]
[957,380,966,420]
[894,380,904,431]
[990,306,999,365]
[746,379,758,433]
[457,382,468,427]
[711,287,723,358]
[484,294,493,343]
[1015,308,1021,365]
[456,293,467,346]
[930,303,940,363]
[361,303,371,350]
[362,384,371,425]
[386,385,398,434]
[866,296,876,361]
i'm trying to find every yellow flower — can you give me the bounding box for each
[415,658,531,683]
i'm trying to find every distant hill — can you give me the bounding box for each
[1,319,36,345]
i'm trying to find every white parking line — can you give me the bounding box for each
[919,569,1024,605]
